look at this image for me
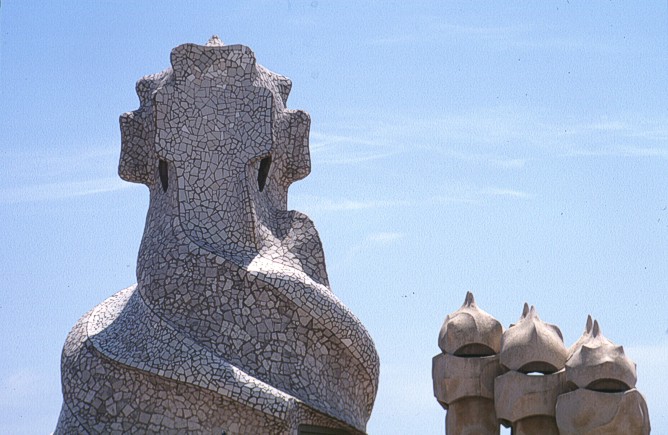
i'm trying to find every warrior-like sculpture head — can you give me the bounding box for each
[65,36,379,433]
[119,36,312,262]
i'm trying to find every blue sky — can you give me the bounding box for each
[1,1,667,433]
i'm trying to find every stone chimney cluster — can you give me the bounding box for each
[432,292,651,435]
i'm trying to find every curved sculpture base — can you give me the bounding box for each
[446,398,499,435]
[556,389,650,435]
[55,286,362,435]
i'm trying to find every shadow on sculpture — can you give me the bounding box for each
[56,36,379,434]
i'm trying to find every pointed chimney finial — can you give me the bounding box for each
[206,35,225,47]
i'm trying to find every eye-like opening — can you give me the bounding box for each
[158,159,168,192]
[586,379,630,393]
[257,155,272,192]
[518,361,559,375]
[453,343,496,358]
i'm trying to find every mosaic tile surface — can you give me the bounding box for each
[56,36,379,434]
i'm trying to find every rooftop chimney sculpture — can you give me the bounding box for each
[433,293,650,435]
[55,37,379,434]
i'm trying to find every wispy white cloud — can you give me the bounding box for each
[309,127,406,165]
[0,145,140,204]
[314,151,401,165]
[628,127,668,142]
[557,117,668,159]
[481,188,531,199]
[366,232,405,243]
[311,108,656,172]
[0,177,136,204]
[344,232,406,261]
[367,21,528,46]
[291,194,410,212]
[311,108,537,169]
[510,36,618,54]
[432,109,661,157]
[566,146,668,158]
[432,183,532,205]
[429,107,554,149]
[366,17,623,55]
[488,157,527,169]
[434,148,528,169]
[293,185,530,215]
[367,34,418,46]
[588,121,628,132]
[309,131,380,150]
[431,196,480,205]
[2,146,120,181]
[440,23,527,38]
[561,118,668,142]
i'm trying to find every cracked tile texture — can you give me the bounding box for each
[56,36,379,435]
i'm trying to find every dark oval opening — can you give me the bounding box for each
[518,361,559,375]
[586,379,630,393]
[453,343,496,358]
[257,156,272,192]
[158,159,168,192]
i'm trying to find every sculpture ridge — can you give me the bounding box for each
[567,314,594,358]
[438,291,503,356]
[207,34,225,46]
[500,304,567,374]
[566,319,637,391]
